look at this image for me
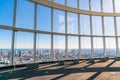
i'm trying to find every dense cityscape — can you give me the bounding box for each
[0,49,116,67]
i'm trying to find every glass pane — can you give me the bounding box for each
[80,14,90,35]
[54,9,65,33]
[93,37,103,58]
[118,38,120,56]
[67,12,78,34]
[92,16,102,35]
[91,0,101,12]
[81,37,91,59]
[116,17,120,36]
[14,32,34,65]
[115,0,120,13]
[37,5,51,32]
[0,30,12,67]
[80,0,89,10]
[36,34,51,62]
[104,17,115,36]
[106,38,116,57]
[0,0,14,26]
[103,0,113,13]
[68,36,79,59]
[16,0,35,29]
[54,0,65,5]
[67,0,78,8]
[54,35,65,60]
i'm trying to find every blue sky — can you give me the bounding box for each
[0,0,118,49]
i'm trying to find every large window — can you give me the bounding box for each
[0,30,12,66]
[104,17,115,36]
[93,37,103,58]
[0,0,14,26]
[54,35,66,60]
[103,0,113,13]
[92,16,102,35]
[115,0,120,13]
[36,34,51,62]
[67,12,78,34]
[54,0,65,5]
[16,0,35,29]
[80,14,90,35]
[67,0,78,8]
[80,0,89,10]
[91,0,101,12]
[105,38,116,57]
[68,36,79,59]
[54,9,65,33]
[81,37,91,59]
[14,32,34,65]
[37,5,51,32]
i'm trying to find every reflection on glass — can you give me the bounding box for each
[54,35,65,60]
[105,38,116,57]
[16,0,35,29]
[0,30,12,66]
[92,16,102,35]
[68,36,79,59]
[93,37,103,58]
[36,34,51,62]
[54,9,65,33]
[81,37,91,58]
[67,0,77,8]
[103,0,113,13]
[37,5,51,32]
[54,0,65,5]
[80,14,90,35]
[91,0,101,12]
[14,32,34,64]
[80,0,89,10]
[116,17,120,36]
[115,0,120,13]
[0,0,14,26]
[104,17,115,36]
[68,12,78,34]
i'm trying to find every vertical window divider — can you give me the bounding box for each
[33,3,37,63]
[11,0,17,66]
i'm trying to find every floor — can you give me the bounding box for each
[1,59,120,80]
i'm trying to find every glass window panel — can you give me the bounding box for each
[54,35,65,60]
[14,32,34,65]
[36,34,51,62]
[0,0,14,26]
[103,0,113,13]
[92,16,102,35]
[106,38,116,57]
[54,9,65,33]
[93,37,103,58]
[0,30,12,66]
[91,0,101,12]
[37,5,51,32]
[116,17,120,36]
[80,0,89,10]
[67,12,78,34]
[54,0,65,5]
[118,38,120,56]
[115,0,120,13]
[80,14,90,35]
[68,36,79,59]
[81,37,91,59]
[16,0,35,29]
[104,17,115,36]
[67,0,77,8]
